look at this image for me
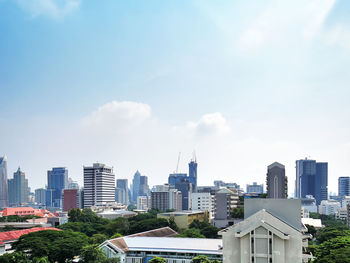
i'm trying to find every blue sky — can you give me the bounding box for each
[1,0,350,194]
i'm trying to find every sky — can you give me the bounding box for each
[1,0,350,195]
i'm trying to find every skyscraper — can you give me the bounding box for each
[266,162,288,199]
[0,156,8,208]
[8,167,29,206]
[35,188,46,206]
[131,171,149,203]
[46,167,68,208]
[339,177,350,197]
[295,158,328,205]
[83,163,115,208]
[188,157,198,192]
[116,179,129,205]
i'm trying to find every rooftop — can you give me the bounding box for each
[159,211,206,216]
[0,227,60,242]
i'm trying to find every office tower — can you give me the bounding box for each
[0,156,8,208]
[191,192,215,219]
[246,182,264,194]
[116,179,129,205]
[63,189,80,211]
[35,188,46,206]
[168,173,187,187]
[8,167,29,206]
[175,179,193,210]
[188,157,198,192]
[295,158,328,205]
[266,162,288,199]
[214,188,239,220]
[131,171,149,203]
[68,178,79,189]
[339,177,350,197]
[46,167,68,208]
[83,163,115,208]
[151,189,182,211]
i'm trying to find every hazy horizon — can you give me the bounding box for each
[1,0,350,194]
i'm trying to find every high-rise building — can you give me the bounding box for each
[68,178,79,189]
[339,177,350,197]
[8,167,29,206]
[137,195,150,210]
[188,157,198,192]
[191,192,215,219]
[266,162,288,199]
[35,188,46,206]
[295,158,328,205]
[151,189,182,211]
[0,156,8,208]
[246,182,264,194]
[83,163,115,208]
[63,189,80,211]
[175,179,193,210]
[214,188,239,220]
[116,179,129,205]
[46,167,68,208]
[131,171,149,203]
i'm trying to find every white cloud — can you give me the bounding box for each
[81,101,152,133]
[187,112,230,136]
[14,0,81,18]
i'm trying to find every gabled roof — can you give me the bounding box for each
[127,227,178,238]
[219,209,301,237]
[0,227,60,243]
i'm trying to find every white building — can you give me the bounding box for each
[191,192,215,219]
[137,196,150,210]
[341,196,350,208]
[220,199,311,263]
[101,227,222,263]
[83,163,115,208]
[318,199,341,215]
[336,207,347,221]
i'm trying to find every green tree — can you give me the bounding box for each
[148,257,166,263]
[104,218,129,236]
[316,228,350,244]
[79,244,108,263]
[189,220,219,238]
[191,255,211,263]
[168,217,179,232]
[178,228,205,238]
[128,218,169,234]
[231,207,244,219]
[0,252,31,263]
[90,233,108,244]
[12,230,89,263]
[68,208,83,222]
[305,224,316,237]
[110,233,123,239]
[314,236,350,263]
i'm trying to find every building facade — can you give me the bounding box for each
[0,156,8,208]
[188,158,198,191]
[46,167,68,208]
[266,162,288,199]
[137,195,150,210]
[339,177,350,197]
[8,168,29,207]
[131,171,149,204]
[246,182,264,194]
[191,192,215,219]
[63,189,80,211]
[83,163,115,208]
[151,189,182,211]
[214,188,239,220]
[116,179,129,205]
[34,188,46,206]
[318,199,341,215]
[295,159,328,205]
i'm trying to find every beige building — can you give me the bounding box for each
[220,199,311,263]
[157,210,209,229]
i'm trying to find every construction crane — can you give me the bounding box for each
[175,152,181,173]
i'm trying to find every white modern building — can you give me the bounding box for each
[137,196,150,210]
[101,227,223,263]
[83,163,115,208]
[318,199,341,215]
[336,207,347,221]
[341,196,350,208]
[220,199,311,263]
[301,195,317,214]
[191,192,215,219]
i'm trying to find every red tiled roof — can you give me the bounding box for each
[0,227,60,243]
[1,207,56,218]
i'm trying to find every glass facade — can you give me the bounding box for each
[46,167,68,208]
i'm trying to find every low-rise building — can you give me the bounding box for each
[246,182,264,194]
[191,192,215,219]
[137,196,150,211]
[318,199,341,215]
[336,207,348,221]
[157,210,209,229]
[220,199,311,263]
[100,227,222,262]
[212,188,239,228]
[97,210,137,220]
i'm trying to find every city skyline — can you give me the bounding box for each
[1,1,350,193]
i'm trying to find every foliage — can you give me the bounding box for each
[316,227,350,244]
[0,215,40,223]
[0,252,49,263]
[12,230,89,263]
[104,218,129,236]
[110,233,123,239]
[168,217,179,232]
[128,218,170,235]
[79,244,109,263]
[178,228,205,238]
[305,224,316,237]
[191,255,211,263]
[314,236,350,263]
[189,220,219,238]
[309,212,345,228]
[90,233,108,244]
[231,207,244,219]
[148,257,166,263]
